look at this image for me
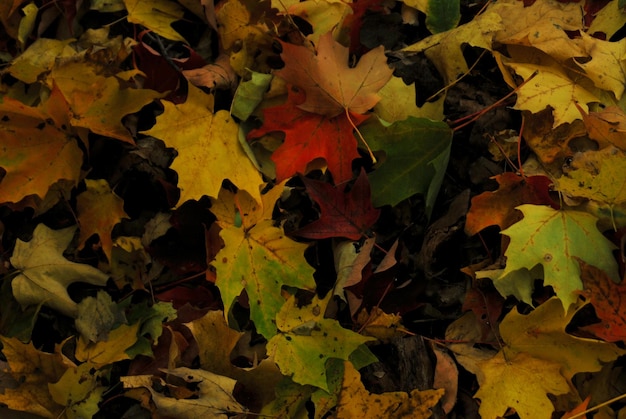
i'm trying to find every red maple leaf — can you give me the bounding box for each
[465,173,557,236]
[578,261,626,343]
[294,168,380,240]
[247,87,368,184]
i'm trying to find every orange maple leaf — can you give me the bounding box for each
[276,32,393,117]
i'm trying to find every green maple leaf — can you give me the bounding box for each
[214,220,316,338]
[266,295,375,392]
[361,116,452,215]
[10,224,109,318]
[498,205,618,308]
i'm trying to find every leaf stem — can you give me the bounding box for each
[346,108,377,164]
[568,392,626,419]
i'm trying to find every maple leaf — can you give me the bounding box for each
[335,361,444,419]
[248,87,368,184]
[401,8,503,83]
[490,0,585,62]
[502,59,600,128]
[556,148,626,228]
[473,351,570,419]
[142,83,264,204]
[499,205,618,308]
[185,310,284,410]
[275,32,393,117]
[0,86,82,205]
[360,116,452,212]
[48,362,106,419]
[75,323,141,367]
[578,261,626,342]
[123,0,185,41]
[211,187,316,338]
[0,337,68,418]
[465,173,556,236]
[50,61,164,144]
[266,295,375,391]
[576,32,626,98]
[77,179,129,261]
[576,104,626,151]
[374,76,445,123]
[295,169,380,240]
[499,298,625,379]
[10,224,110,318]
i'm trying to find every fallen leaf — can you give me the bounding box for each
[142,83,264,204]
[10,224,110,318]
[50,61,163,144]
[499,205,618,308]
[432,346,458,414]
[123,0,185,41]
[295,169,380,240]
[335,361,444,419]
[48,362,105,419]
[75,323,140,367]
[248,87,368,184]
[211,187,315,338]
[401,8,503,83]
[186,310,284,411]
[374,75,444,123]
[556,148,626,229]
[230,70,273,120]
[275,32,393,117]
[0,337,68,418]
[503,60,600,128]
[576,104,626,151]
[0,86,82,205]
[123,367,248,418]
[77,179,128,261]
[361,116,452,213]
[491,0,585,62]
[473,350,570,419]
[465,173,556,236]
[578,261,626,342]
[183,53,238,90]
[266,295,375,391]
[500,298,625,379]
[575,32,626,98]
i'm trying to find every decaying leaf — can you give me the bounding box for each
[335,361,444,419]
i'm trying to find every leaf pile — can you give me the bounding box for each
[1,0,626,418]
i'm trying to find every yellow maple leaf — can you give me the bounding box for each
[501,298,626,379]
[374,75,444,123]
[0,86,82,205]
[335,361,444,419]
[142,83,264,205]
[575,32,626,99]
[474,351,570,419]
[402,9,503,84]
[0,337,69,418]
[77,179,129,261]
[217,0,270,51]
[185,310,284,409]
[490,0,584,62]
[286,0,352,44]
[123,0,185,42]
[502,60,600,127]
[50,61,163,144]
